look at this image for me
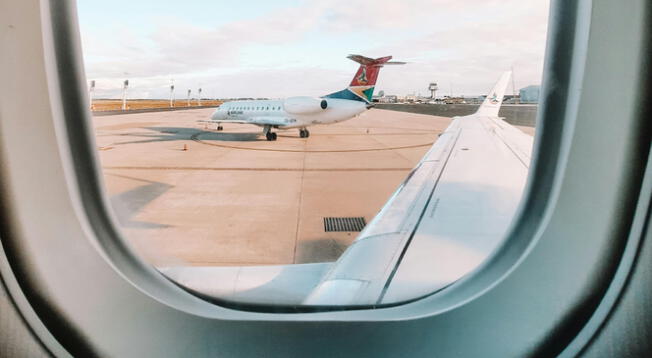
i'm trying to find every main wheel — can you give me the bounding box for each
[266,132,274,141]
[299,129,306,138]
[217,126,223,131]
[272,132,277,141]
[304,129,310,138]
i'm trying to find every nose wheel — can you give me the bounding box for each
[263,125,278,141]
[265,131,277,141]
[299,128,310,138]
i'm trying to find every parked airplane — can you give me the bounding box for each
[206,55,404,141]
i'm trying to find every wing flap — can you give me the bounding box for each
[304,123,462,305]
[304,115,534,306]
[380,116,532,303]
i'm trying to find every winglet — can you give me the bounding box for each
[475,71,512,117]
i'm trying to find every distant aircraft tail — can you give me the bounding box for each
[325,55,405,103]
[475,71,512,117]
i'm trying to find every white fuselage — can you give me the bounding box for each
[210,98,367,129]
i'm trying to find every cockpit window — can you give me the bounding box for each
[78,0,548,310]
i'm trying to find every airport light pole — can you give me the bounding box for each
[89,80,95,110]
[511,66,519,104]
[197,88,202,106]
[187,89,191,107]
[121,79,129,111]
[170,80,175,108]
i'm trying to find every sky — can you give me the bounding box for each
[77,0,550,99]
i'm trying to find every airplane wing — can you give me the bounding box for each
[199,117,295,127]
[165,72,534,307]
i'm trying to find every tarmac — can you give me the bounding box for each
[93,108,534,266]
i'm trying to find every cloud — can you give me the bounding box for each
[82,3,324,82]
[79,0,550,98]
[368,0,549,95]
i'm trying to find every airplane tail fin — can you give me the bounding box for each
[325,55,405,103]
[475,71,512,117]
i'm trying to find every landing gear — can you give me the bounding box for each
[266,132,277,141]
[299,128,310,138]
[263,125,277,141]
[216,125,223,131]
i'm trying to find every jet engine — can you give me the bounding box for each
[283,96,328,114]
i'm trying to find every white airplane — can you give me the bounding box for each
[206,55,404,141]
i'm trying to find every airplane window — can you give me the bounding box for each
[78,0,548,309]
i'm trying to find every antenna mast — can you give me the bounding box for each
[121,79,129,111]
[89,80,95,110]
[170,79,175,108]
[511,66,518,104]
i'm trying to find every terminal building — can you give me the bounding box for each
[519,85,541,103]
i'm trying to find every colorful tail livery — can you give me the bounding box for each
[325,55,405,103]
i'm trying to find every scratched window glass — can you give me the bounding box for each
[78,0,549,308]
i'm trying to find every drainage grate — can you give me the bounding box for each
[324,217,366,232]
